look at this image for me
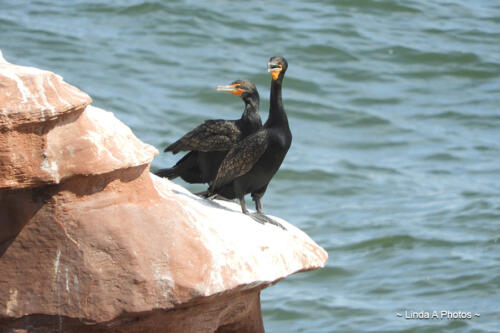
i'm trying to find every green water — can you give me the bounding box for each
[1,1,499,332]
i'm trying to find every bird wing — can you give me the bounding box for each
[165,120,241,153]
[212,130,269,188]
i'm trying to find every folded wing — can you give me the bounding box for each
[165,120,241,153]
[212,130,269,189]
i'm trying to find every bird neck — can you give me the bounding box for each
[241,97,261,130]
[242,96,259,118]
[266,79,288,128]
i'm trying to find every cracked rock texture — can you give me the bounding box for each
[0,51,328,333]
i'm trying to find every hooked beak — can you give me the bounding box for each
[216,83,243,96]
[267,63,282,80]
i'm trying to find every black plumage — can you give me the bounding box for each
[209,56,292,217]
[155,80,262,185]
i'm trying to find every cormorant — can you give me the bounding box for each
[155,80,262,185]
[209,56,292,221]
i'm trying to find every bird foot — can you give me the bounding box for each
[195,190,210,198]
[212,194,233,202]
[197,191,233,202]
[248,212,286,230]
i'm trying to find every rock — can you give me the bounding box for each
[0,52,90,127]
[0,51,92,190]
[0,51,328,332]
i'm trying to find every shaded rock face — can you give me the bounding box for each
[0,52,328,332]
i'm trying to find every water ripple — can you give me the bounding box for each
[334,0,422,13]
[337,235,479,251]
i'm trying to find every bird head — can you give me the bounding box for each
[216,80,258,100]
[267,56,288,81]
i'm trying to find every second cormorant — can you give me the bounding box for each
[155,80,262,185]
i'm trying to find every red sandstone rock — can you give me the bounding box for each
[0,52,90,127]
[0,51,328,332]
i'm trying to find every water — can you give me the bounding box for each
[1,1,499,332]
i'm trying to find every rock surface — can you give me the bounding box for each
[0,51,328,332]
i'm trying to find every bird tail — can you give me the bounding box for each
[164,140,183,154]
[155,167,179,180]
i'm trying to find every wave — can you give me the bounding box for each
[336,234,478,251]
[288,44,358,62]
[117,2,167,15]
[334,0,421,13]
[341,112,392,127]
[412,111,500,129]
[337,160,403,175]
[414,111,500,121]
[403,67,500,79]
[368,45,479,63]
[350,97,403,106]
[276,168,340,181]
[339,140,409,150]
[422,153,462,162]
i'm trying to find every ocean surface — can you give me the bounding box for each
[1,1,499,332]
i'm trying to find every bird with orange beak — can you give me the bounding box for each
[156,80,262,185]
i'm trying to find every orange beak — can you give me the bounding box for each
[216,83,243,96]
[267,64,282,80]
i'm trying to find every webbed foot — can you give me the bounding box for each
[248,212,286,230]
[197,191,233,201]
[195,190,210,198]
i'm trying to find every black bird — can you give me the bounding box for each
[155,80,262,185]
[209,56,292,219]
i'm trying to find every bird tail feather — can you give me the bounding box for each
[155,167,179,180]
[164,141,183,153]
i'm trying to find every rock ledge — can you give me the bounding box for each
[0,52,327,333]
